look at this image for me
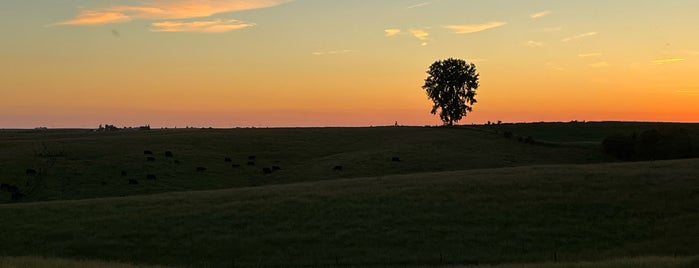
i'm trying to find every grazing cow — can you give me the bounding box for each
[196,167,207,172]
[11,192,25,201]
[165,151,174,157]
[333,165,343,171]
[174,160,181,164]
[247,161,255,166]
[391,157,401,162]
[231,164,241,168]
[225,157,232,162]
[272,166,281,171]
[25,169,37,175]
[121,170,128,176]
[4,184,19,193]
[144,150,153,155]
[129,179,138,185]
[248,155,256,160]
[262,167,272,174]
[147,174,156,180]
[147,157,155,162]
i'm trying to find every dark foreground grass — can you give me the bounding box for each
[480,121,699,143]
[0,127,611,202]
[1,255,696,268]
[1,159,697,267]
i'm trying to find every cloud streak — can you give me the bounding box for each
[407,2,433,9]
[530,11,551,19]
[676,90,699,95]
[150,19,255,33]
[652,58,685,64]
[444,22,506,34]
[578,53,603,58]
[312,50,357,56]
[562,32,598,42]
[57,0,290,25]
[526,40,544,47]
[384,28,401,37]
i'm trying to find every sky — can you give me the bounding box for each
[1,0,698,128]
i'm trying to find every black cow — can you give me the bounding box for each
[147,157,155,162]
[272,166,281,171]
[333,165,343,171]
[247,161,255,166]
[121,170,128,176]
[147,174,157,180]
[225,157,232,162]
[25,169,37,175]
[232,164,241,168]
[165,151,174,157]
[391,157,401,162]
[144,150,153,155]
[129,179,138,185]
[5,185,19,193]
[248,155,256,160]
[196,167,207,172]
[262,167,272,174]
[11,192,25,201]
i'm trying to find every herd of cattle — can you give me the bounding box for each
[125,150,290,185]
[2,151,403,202]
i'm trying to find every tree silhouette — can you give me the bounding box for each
[422,58,480,126]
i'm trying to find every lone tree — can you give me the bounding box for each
[422,58,480,126]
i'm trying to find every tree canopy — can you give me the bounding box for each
[422,58,480,126]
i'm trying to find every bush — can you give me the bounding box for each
[603,127,695,161]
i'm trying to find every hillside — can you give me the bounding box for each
[0,126,612,202]
[1,159,697,267]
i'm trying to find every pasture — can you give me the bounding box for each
[0,123,697,267]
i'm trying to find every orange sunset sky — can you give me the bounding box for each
[1,0,697,128]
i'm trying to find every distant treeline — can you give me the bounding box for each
[603,127,698,161]
[97,124,150,132]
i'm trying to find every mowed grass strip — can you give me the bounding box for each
[1,159,698,267]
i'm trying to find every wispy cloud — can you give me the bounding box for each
[410,29,431,46]
[578,53,603,58]
[150,19,254,33]
[526,40,544,47]
[588,62,610,68]
[676,90,699,95]
[545,62,565,71]
[444,22,507,34]
[384,28,401,37]
[411,29,430,40]
[539,26,563,32]
[652,58,686,64]
[57,0,290,25]
[562,32,598,42]
[530,11,551,19]
[407,2,432,9]
[312,50,357,56]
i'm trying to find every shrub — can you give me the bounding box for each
[603,127,695,161]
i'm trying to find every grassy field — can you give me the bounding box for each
[0,126,611,203]
[0,123,697,267]
[1,256,696,268]
[481,121,699,143]
[1,158,698,267]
